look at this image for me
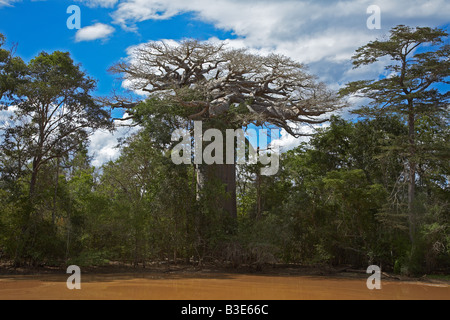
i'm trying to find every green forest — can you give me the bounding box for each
[0,25,449,276]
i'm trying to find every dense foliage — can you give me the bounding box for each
[0,27,448,275]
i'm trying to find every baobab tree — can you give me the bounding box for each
[109,40,341,219]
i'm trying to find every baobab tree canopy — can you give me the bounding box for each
[110,40,341,137]
[109,40,342,221]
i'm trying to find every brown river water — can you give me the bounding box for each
[0,273,448,300]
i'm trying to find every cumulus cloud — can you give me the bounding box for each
[89,114,140,168]
[107,0,450,101]
[75,23,115,42]
[269,123,331,153]
[90,0,450,156]
[109,0,449,54]
[89,128,122,167]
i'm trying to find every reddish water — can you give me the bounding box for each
[0,273,448,300]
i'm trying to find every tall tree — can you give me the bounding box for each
[1,34,27,183]
[340,25,450,245]
[4,51,111,199]
[0,33,26,102]
[109,40,340,219]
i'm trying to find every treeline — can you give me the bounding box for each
[0,27,449,275]
[1,112,448,274]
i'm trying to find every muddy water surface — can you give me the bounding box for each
[0,273,448,300]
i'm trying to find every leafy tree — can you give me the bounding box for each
[3,51,111,199]
[108,40,341,220]
[0,33,26,101]
[1,50,112,265]
[321,169,388,266]
[340,25,450,246]
[275,117,409,266]
[0,33,27,186]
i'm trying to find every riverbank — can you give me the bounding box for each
[1,261,449,286]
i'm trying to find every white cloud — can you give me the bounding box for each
[75,23,115,42]
[103,0,450,154]
[75,0,118,8]
[270,122,331,153]
[0,105,20,130]
[89,129,121,167]
[0,0,19,7]
[1,106,136,169]
[107,0,450,91]
[1,0,119,9]
[89,114,140,168]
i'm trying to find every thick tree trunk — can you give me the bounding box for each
[215,164,237,220]
[52,157,60,225]
[250,170,262,221]
[196,163,237,220]
[29,159,39,199]
[408,161,416,242]
[407,107,416,245]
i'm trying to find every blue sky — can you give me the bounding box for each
[0,0,236,97]
[1,0,449,165]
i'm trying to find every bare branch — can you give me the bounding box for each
[110,39,342,135]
